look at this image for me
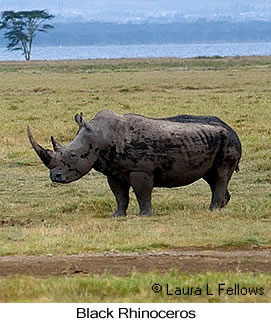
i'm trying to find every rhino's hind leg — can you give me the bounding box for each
[210,178,231,210]
[130,171,153,216]
[204,169,233,210]
[107,176,130,217]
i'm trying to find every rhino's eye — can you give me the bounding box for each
[70,153,77,159]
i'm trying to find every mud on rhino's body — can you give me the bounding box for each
[28,110,241,216]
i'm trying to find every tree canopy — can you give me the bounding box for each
[0,10,54,61]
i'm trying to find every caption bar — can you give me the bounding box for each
[1,303,270,323]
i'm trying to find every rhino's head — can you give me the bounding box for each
[27,113,102,184]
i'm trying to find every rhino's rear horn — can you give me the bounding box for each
[27,126,57,169]
[51,136,66,153]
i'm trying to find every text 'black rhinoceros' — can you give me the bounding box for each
[27,110,242,216]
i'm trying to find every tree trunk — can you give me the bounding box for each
[22,38,31,61]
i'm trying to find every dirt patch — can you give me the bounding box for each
[0,248,270,277]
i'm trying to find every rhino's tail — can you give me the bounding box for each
[235,163,240,172]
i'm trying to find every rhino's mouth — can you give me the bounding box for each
[49,167,83,184]
[50,171,67,184]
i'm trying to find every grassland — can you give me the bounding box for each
[1,272,270,303]
[0,56,270,302]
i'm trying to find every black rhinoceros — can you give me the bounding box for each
[27,110,241,216]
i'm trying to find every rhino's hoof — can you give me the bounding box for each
[111,211,127,217]
[138,211,152,216]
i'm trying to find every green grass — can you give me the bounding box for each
[0,57,270,302]
[0,272,270,302]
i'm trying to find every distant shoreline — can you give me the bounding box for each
[1,42,271,61]
[1,55,271,66]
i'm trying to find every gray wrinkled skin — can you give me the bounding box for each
[27,110,242,216]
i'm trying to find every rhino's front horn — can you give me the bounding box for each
[27,126,57,169]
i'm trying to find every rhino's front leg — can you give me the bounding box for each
[107,176,130,217]
[130,171,153,216]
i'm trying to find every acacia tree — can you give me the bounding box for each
[0,10,54,61]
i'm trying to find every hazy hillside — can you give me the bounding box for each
[1,1,271,47]
[1,21,270,47]
[1,0,271,22]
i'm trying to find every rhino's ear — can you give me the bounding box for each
[51,136,66,153]
[75,112,88,130]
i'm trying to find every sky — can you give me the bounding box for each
[0,0,271,22]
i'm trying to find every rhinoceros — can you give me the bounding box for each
[27,110,241,216]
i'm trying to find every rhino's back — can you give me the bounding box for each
[161,114,225,124]
[124,113,229,142]
[124,113,241,154]
[126,113,233,133]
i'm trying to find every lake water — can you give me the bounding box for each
[1,42,271,61]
